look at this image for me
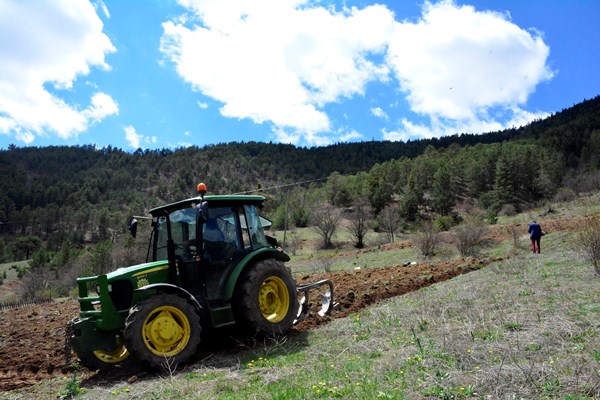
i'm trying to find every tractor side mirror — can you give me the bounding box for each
[196,201,209,225]
[129,217,138,238]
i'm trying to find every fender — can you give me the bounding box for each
[135,283,202,313]
[223,247,290,301]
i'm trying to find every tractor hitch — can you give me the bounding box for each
[294,279,334,324]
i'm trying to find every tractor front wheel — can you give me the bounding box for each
[76,344,130,370]
[123,294,201,369]
[233,259,298,337]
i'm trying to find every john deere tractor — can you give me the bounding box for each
[66,184,333,370]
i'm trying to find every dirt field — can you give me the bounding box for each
[0,214,587,391]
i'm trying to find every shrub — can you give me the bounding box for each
[553,187,576,202]
[485,210,498,225]
[434,215,454,231]
[575,216,600,276]
[413,222,441,257]
[499,204,517,216]
[453,217,488,257]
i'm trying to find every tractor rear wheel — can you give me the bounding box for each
[76,345,130,370]
[123,294,201,368]
[233,258,298,337]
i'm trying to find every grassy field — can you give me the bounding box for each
[3,196,600,399]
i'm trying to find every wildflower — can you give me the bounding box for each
[467,349,472,353]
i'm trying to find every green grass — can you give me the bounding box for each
[9,232,598,399]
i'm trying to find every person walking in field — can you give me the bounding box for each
[528,220,542,254]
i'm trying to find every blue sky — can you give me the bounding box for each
[0,0,598,150]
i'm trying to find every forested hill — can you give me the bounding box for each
[515,95,600,167]
[0,94,599,249]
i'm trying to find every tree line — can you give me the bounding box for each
[0,95,599,262]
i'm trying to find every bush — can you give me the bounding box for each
[575,216,600,276]
[485,210,498,225]
[499,204,517,216]
[434,215,454,231]
[413,222,441,257]
[453,217,488,257]
[553,187,576,202]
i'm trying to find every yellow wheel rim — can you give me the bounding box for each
[142,305,191,357]
[258,276,290,323]
[93,345,129,364]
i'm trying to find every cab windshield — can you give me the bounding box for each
[154,203,269,261]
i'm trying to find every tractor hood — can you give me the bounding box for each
[107,260,169,280]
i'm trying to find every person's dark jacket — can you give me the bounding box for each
[528,222,542,239]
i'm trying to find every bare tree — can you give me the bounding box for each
[453,216,488,257]
[413,221,441,257]
[310,202,343,248]
[377,204,403,243]
[347,201,372,249]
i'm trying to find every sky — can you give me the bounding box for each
[0,0,598,151]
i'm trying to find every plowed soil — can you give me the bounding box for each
[0,214,584,391]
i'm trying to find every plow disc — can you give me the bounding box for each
[294,279,334,324]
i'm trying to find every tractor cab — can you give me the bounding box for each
[139,191,281,304]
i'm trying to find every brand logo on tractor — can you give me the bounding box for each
[137,277,149,288]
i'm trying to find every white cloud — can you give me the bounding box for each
[385,0,553,138]
[124,125,157,149]
[124,125,143,149]
[163,0,553,145]
[161,0,395,145]
[95,0,110,18]
[83,92,119,123]
[339,129,363,142]
[371,107,388,120]
[272,127,301,145]
[0,0,116,144]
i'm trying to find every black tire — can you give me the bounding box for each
[233,258,298,337]
[75,344,130,371]
[123,293,201,369]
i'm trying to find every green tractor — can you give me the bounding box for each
[66,184,333,370]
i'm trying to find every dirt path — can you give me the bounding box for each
[0,214,583,391]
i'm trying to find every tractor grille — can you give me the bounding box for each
[108,280,133,311]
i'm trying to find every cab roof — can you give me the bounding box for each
[149,194,265,216]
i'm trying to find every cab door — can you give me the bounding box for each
[202,206,249,302]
